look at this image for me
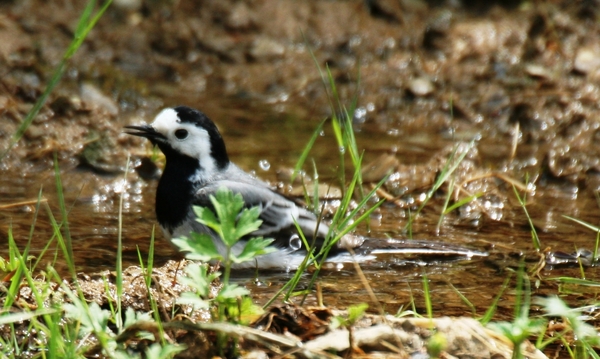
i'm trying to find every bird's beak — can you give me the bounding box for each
[124,125,166,142]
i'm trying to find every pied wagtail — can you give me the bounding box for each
[125,106,487,269]
[125,106,365,269]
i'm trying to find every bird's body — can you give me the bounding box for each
[126,106,362,269]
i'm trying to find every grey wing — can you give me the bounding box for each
[194,180,329,239]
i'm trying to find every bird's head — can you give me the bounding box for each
[125,106,230,172]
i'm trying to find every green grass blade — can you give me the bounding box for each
[513,184,541,251]
[326,65,342,115]
[422,271,433,324]
[52,154,77,282]
[136,226,166,344]
[548,277,600,286]
[480,273,513,325]
[3,226,24,309]
[115,156,130,330]
[436,177,456,233]
[334,199,385,241]
[561,215,600,232]
[336,173,388,232]
[291,119,325,183]
[328,153,362,231]
[563,215,600,260]
[0,308,57,326]
[20,187,45,268]
[444,192,483,215]
[405,140,475,232]
[448,282,477,316]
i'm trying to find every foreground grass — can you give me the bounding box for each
[2,186,600,358]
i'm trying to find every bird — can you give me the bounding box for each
[125,106,487,270]
[124,106,366,270]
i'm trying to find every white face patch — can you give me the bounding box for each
[150,108,216,177]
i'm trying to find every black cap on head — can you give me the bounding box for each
[173,106,229,169]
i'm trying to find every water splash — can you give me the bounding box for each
[258,159,271,171]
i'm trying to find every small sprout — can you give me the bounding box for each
[427,332,448,358]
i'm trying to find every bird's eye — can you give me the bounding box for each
[174,129,188,140]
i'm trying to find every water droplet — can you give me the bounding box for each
[288,234,302,251]
[258,159,270,171]
[353,107,367,124]
[339,146,346,154]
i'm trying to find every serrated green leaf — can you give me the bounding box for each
[193,206,220,232]
[137,331,156,341]
[234,206,263,239]
[171,233,222,262]
[536,296,599,343]
[232,237,276,263]
[178,263,219,298]
[64,301,112,335]
[211,191,232,244]
[218,283,250,299]
[145,342,186,359]
[123,307,153,329]
[221,296,264,325]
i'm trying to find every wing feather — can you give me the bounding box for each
[193,179,327,239]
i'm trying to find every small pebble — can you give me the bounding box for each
[113,0,142,11]
[574,47,600,74]
[80,83,119,116]
[408,77,434,96]
[525,64,554,81]
[249,37,285,60]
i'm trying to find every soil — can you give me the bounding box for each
[1,0,600,358]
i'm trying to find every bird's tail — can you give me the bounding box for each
[325,237,487,265]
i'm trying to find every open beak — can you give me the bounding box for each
[124,125,166,142]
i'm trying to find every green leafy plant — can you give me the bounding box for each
[330,303,369,356]
[171,187,273,355]
[171,187,276,287]
[172,188,274,319]
[62,290,184,358]
[489,263,546,359]
[536,296,600,358]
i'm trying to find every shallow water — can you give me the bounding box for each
[2,96,598,319]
